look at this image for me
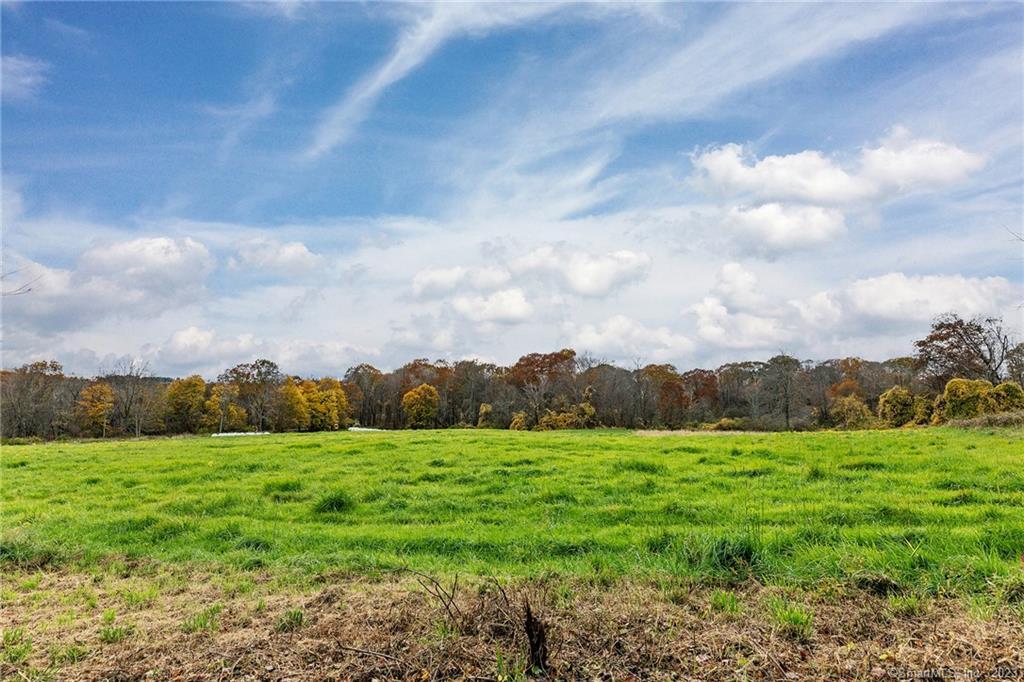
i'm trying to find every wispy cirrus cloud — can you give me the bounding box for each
[302,3,566,160]
[1,54,49,101]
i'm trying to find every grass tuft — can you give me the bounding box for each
[182,604,222,634]
[275,609,304,632]
[767,597,813,642]
[313,490,355,514]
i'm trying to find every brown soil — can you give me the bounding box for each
[2,567,1021,681]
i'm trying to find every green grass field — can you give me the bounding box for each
[3,428,1023,596]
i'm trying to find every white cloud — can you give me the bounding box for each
[693,130,984,206]
[713,262,763,310]
[568,315,693,362]
[229,237,322,274]
[1,55,49,101]
[156,325,375,377]
[412,266,467,298]
[303,3,564,159]
[452,287,533,323]
[790,291,842,328]
[411,265,510,298]
[692,296,791,349]
[844,272,1016,322]
[513,245,651,296]
[79,236,214,289]
[858,126,986,192]
[726,203,846,254]
[693,143,871,205]
[5,237,214,336]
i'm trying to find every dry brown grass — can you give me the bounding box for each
[2,565,1022,680]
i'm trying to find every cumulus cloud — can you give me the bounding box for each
[568,314,694,361]
[693,143,872,205]
[79,236,214,288]
[693,129,984,205]
[692,296,791,349]
[411,265,510,298]
[858,126,986,192]
[788,272,1018,332]
[512,245,651,296]
[155,325,376,377]
[451,288,533,323]
[726,203,846,254]
[4,237,214,335]
[790,291,843,328]
[712,262,763,310]
[1,55,49,101]
[844,272,1016,321]
[228,237,322,274]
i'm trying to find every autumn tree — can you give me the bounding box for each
[1,361,77,438]
[915,314,1013,389]
[343,364,384,427]
[164,375,206,433]
[318,377,350,428]
[275,378,310,431]
[402,383,440,429]
[75,381,115,437]
[761,355,805,430]
[1007,343,1024,387]
[218,359,283,430]
[202,383,247,433]
[105,359,151,437]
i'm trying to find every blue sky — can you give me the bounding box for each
[3,1,1022,377]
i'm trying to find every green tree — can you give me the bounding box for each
[401,383,440,429]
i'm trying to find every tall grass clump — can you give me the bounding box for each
[313,490,355,514]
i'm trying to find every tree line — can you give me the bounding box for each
[2,313,1021,440]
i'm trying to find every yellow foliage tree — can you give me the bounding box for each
[75,381,115,437]
[319,377,351,429]
[165,375,206,433]
[276,378,310,431]
[401,383,439,429]
[202,383,247,433]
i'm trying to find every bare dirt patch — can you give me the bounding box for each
[2,566,1022,680]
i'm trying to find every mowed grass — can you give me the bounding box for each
[2,428,1022,596]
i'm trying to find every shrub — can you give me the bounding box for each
[509,411,529,431]
[990,382,1024,412]
[535,402,596,431]
[313,490,355,514]
[476,403,495,428]
[401,383,440,429]
[831,395,875,430]
[706,417,745,431]
[948,411,1024,429]
[939,379,995,421]
[911,394,933,425]
[877,386,914,427]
